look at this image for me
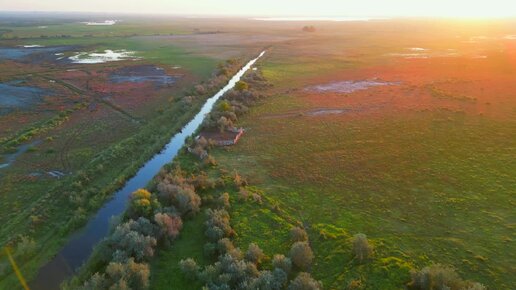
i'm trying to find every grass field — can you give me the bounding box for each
[1,16,514,289]
[150,20,515,289]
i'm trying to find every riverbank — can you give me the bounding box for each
[26,51,265,290]
[0,56,250,290]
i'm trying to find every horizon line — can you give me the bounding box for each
[0,10,515,20]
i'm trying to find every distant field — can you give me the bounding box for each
[0,20,191,39]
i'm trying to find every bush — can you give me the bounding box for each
[15,235,37,259]
[302,26,316,32]
[129,189,159,218]
[217,238,235,254]
[408,264,486,290]
[204,242,217,257]
[250,268,288,290]
[154,213,182,240]
[272,254,292,275]
[218,100,232,112]
[289,242,314,270]
[233,172,247,187]
[225,254,260,288]
[205,226,225,242]
[179,258,199,280]
[189,172,216,189]
[347,279,363,289]
[217,116,234,132]
[176,187,201,215]
[205,209,234,238]
[204,154,217,166]
[245,243,265,264]
[352,233,373,263]
[195,84,207,95]
[290,227,308,242]
[80,258,150,290]
[218,192,231,209]
[288,272,323,290]
[107,219,157,262]
[235,81,249,91]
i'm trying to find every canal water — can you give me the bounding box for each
[30,50,266,290]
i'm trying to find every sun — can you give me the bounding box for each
[425,0,516,18]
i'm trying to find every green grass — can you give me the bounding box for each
[150,212,207,290]
[210,93,515,288]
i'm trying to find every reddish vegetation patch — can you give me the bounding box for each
[51,63,191,116]
[88,81,148,93]
[300,49,516,120]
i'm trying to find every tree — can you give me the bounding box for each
[217,116,233,132]
[176,187,202,215]
[290,227,308,242]
[233,171,247,187]
[288,272,322,290]
[302,26,316,32]
[179,258,199,279]
[205,226,225,242]
[205,209,234,238]
[108,220,157,262]
[218,100,232,112]
[195,84,207,95]
[218,192,231,209]
[235,81,249,91]
[105,258,150,290]
[245,243,265,264]
[352,233,373,263]
[204,154,217,166]
[197,136,209,148]
[250,269,287,290]
[217,238,235,254]
[80,259,150,290]
[79,273,108,290]
[272,254,292,275]
[408,264,486,290]
[154,213,182,240]
[289,242,314,270]
[129,189,158,218]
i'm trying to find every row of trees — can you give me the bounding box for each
[178,58,244,112]
[59,59,249,289]
[73,165,221,290]
[179,187,323,290]
[202,69,270,132]
[408,264,486,290]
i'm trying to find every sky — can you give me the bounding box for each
[1,0,515,18]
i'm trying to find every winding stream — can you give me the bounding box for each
[30,50,266,290]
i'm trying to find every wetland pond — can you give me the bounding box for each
[69,49,138,64]
[0,81,53,115]
[0,140,41,170]
[110,65,179,85]
[0,46,71,62]
[30,50,266,290]
[307,79,400,93]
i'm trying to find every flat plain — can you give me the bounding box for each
[152,19,515,289]
[0,15,514,290]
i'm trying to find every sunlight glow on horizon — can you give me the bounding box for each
[1,0,515,19]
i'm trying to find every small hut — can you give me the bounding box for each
[197,128,244,146]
